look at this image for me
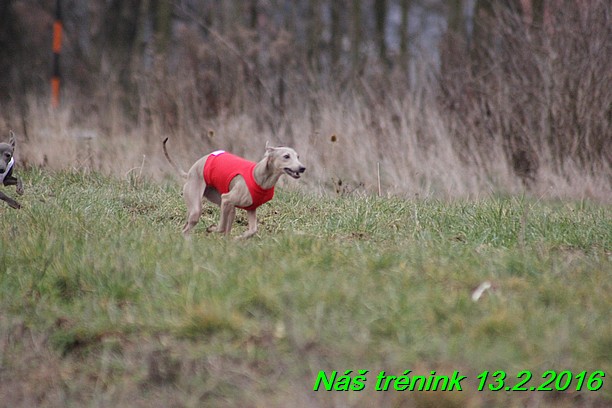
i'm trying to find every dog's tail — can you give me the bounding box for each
[162,138,188,179]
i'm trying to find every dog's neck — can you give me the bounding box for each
[0,157,14,183]
[253,157,282,190]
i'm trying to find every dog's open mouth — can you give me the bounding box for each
[284,168,301,179]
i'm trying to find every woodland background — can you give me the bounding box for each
[0,0,610,199]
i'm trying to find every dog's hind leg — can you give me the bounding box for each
[181,179,206,235]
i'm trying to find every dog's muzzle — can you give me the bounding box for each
[284,166,306,179]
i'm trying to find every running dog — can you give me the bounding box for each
[163,138,305,239]
[0,131,24,209]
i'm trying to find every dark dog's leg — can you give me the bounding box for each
[4,175,23,195]
[1,176,23,208]
[0,191,21,209]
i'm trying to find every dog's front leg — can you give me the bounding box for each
[222,202,236,236]
[0,191,21,209]
[213,195,236,235]
[4,175,24,195]
[237,210,258,240]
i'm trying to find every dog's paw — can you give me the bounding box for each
[206,225,218,233]
[16,180,24,195]
[9,200,21,209]
[237,231,256,240]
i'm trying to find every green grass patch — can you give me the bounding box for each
[1,169,610,406]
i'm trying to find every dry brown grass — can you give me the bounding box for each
[2,86,609,203]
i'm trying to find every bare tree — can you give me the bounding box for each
[398,0,413,70]
[374,0,388,66]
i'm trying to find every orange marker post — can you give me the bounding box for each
[51,0,62,108]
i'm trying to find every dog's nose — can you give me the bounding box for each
[299,166,306,173]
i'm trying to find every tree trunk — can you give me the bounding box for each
[350,0,362,77]
[440,0,465,78]
[532,0,545,27]
[398,0,412,70]
[152,0,172,54]
[307,0,322,71]
[249,0,258,29]
[330,0,342,69]
[374,0,388,66]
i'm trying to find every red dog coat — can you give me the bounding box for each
[203,150,274,211]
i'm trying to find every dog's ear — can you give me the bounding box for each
[9,130,16,148]
[265,141,277,156]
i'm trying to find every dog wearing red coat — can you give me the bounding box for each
[163,138,305,239]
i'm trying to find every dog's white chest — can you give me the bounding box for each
[0,157,13,183]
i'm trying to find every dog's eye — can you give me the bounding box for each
[283,154,290,159]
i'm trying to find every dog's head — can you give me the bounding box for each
[265,144,306,179]
[0,131,16,175]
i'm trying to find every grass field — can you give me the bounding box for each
[1,168,610,407]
